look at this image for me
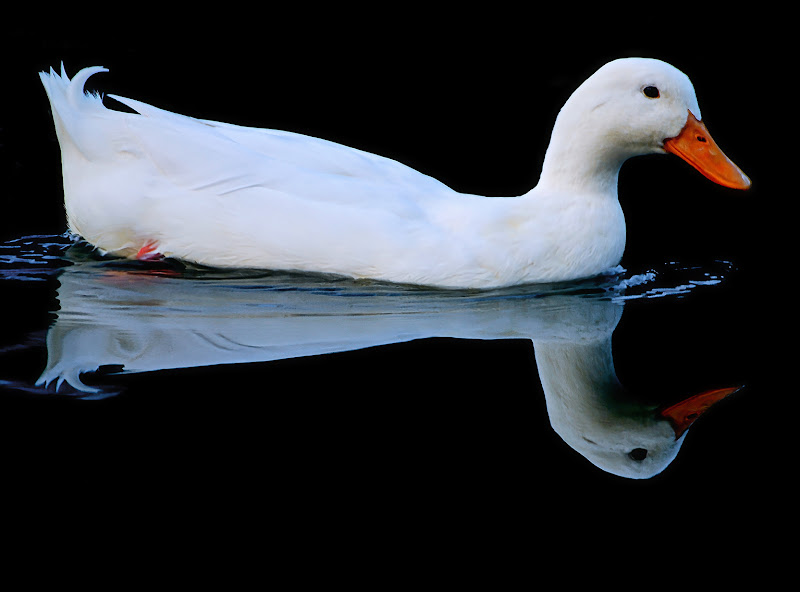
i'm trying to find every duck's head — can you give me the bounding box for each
[543,57,750,191]
[553,385,743,480]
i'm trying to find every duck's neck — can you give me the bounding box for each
[533,112,628,198]
[535,338,625,412]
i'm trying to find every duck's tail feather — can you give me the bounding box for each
[39,64,108,111]
[39,64,111,159]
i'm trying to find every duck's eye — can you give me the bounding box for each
[643,86,660,99]
[628,448,648,461]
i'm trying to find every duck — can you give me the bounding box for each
[39,58,750,288]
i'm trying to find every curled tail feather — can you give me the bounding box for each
[39,64,109,110]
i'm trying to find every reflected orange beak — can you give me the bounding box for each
[658,386,742,439]
[663,111,751,190]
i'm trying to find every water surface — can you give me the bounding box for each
[0,234,758,484]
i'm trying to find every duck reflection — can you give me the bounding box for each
[37,253,739,479]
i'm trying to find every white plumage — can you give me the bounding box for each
[39,58,748,288]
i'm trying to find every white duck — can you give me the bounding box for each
[39,58,750,288]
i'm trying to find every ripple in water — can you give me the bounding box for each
[0,234,735,301]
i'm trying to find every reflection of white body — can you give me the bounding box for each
[39,59,747,288]
[38,260,724,478]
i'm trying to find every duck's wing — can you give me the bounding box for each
[196,118,453,195]
[104,90,454,206]
[42,65,454,207]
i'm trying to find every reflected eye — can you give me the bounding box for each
[628,448,648,461]
[643,86,660,99]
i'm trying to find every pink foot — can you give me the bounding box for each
[136,240,163,261]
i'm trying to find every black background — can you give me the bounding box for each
[0,11,789,570]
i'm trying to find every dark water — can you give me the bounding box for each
[1,234,774,504]
[1,35,785,545]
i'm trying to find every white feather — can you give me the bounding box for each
[40,58,718,288]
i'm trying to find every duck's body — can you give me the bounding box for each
[39,58,749,288]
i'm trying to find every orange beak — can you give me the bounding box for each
[663,110,751,190]
[658,386,742,439]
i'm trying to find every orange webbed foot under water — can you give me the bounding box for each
[136,240,163,261]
